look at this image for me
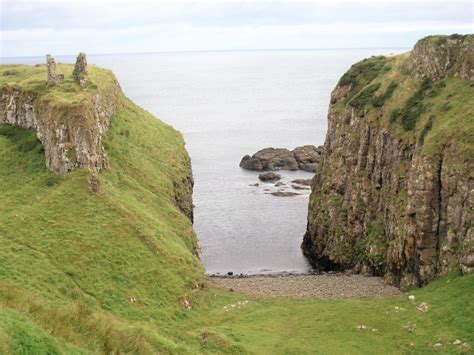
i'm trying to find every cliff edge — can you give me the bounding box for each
[1,56,120,174]
[303,34,474,289]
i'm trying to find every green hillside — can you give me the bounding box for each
[0,63,473,354]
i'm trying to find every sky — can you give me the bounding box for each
[0,0,472,57]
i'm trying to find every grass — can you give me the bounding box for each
[1,63,474,353]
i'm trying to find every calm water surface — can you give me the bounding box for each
[3,49,402,274]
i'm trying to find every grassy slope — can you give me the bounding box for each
[0,64,473,353]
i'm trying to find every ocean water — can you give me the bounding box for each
[2,49,402,274]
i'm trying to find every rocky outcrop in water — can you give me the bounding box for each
[0,53,120,174]
[302,34,473,289]
[240,145,322,172]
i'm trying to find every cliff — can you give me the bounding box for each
[0,62,201,351]
[303,34,474,289]
[0,63,122,174]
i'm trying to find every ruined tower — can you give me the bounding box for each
[46,54,64,84]
[73,52,89,88]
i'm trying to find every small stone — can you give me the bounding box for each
[452,339,462,345]
[227,271,233,276]
[258,172,281,181]
[356,325,367,331]
[180,295,192,309]
[417,302,429,313]
[410,342,415,347]
[462,342,470,348]
[433,343,442,348]
[408,295,415,301]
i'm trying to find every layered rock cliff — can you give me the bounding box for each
[1,61,120,174]
[303,34,474,288]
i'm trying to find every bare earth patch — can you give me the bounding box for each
[209,273,401,298]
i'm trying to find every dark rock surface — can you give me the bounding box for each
[240,145,322,172]
[292,179,313,186]
[240,148,298,171]
[258,172,281,181]
[293,145,323,172]
[271,191,300,197]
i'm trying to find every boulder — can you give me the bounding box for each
[292,145,323,172]
[258,172,281,181]
[240,145,323,172]
[240,148,298,171]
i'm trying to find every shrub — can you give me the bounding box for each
[399,77,432,131]
[349,83,381,110]
[338,56,387,88]
[372,82,398,108]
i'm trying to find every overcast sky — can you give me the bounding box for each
[0,0,472,57]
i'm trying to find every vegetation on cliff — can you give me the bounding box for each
[303,34,474,288]
[1,52,473,353]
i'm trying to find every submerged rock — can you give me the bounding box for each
[258,172,281,181]
[292,179,313,186]
[271,191,300,197]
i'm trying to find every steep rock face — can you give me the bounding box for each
[303,35,473,288]
[0,69,120,174]
[406,34,474,81]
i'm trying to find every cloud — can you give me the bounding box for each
[1,0,472,56]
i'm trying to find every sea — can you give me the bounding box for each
[2,48,404,275]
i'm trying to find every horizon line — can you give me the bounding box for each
[0,47,411,60]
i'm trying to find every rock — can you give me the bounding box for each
[356,325,367,331]
[406,34,474,82]
[417,302,429,313]
[0,71,120,174]
[88,172,100,193]
[275,182,285,187]
[292,179,312,186]
[302,35,474,289]
[453,339,462,345]
[249,183,259,186]
[292,145,323,172]
[240,148,298,171]
[292,184,310,190]
[46,54,64,83]
[432,343,442,348]
[271,191,300,197]
[179,295,192,309]
[240,155,264,170]
[408,295,415,301]
[73,52,89,88]
[227,271,233,276]
[258,172,281,181]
